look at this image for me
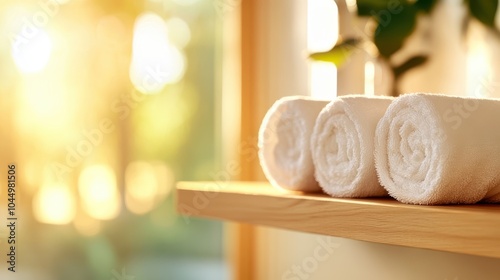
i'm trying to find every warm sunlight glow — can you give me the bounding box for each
[467,43,491,98]
[125,161,174,214]
[78,165,121,220]
[364,60,375,96]
[33,183,76,225]
[14,82,74,153]
[310,62,337,98]
[19,82,69,124]
[130,13,186,94]
[307,0,339,52]
[11,27,52,73]
[308,0,339,98]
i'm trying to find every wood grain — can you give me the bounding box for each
[176,181,500,259]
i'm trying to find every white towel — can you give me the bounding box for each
[311,95,393,197]
[375,93,500,204]
[258,96,329,192]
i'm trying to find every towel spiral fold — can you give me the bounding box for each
[375,93,500,204]
[258,96,328,192]
[311,96,392,197]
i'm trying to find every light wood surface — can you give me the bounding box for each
[177,181,500,259]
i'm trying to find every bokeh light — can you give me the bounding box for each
[125,161,174,215]
[130,12,186,94]
[166,17,191,49]
[33,182,76,225]
[11,27,52,73]
[78,165,121,220]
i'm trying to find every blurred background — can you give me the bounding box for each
[0,0,228,279]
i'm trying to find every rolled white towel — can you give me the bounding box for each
[375,93,500,204]
[258,96,329,192]
[311,95,393,197]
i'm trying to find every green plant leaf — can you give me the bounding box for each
[309,38,361,67]
[374,4,417,58]
[357,0,392,16]
[393,55,428,78]
[415,0,437,13]
[469,0,498,27]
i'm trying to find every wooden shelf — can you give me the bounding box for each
[176,181,500,258]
